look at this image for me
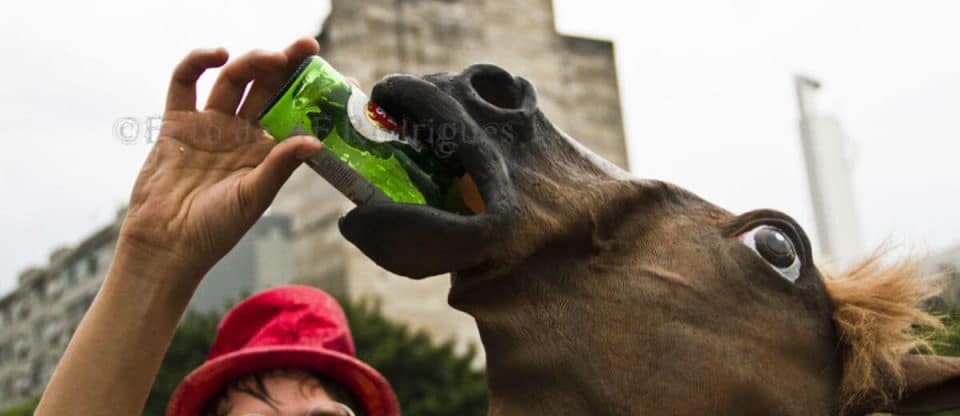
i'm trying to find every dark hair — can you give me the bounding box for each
[202,368,364,416]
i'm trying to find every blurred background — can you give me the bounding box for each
[0,0,958,414]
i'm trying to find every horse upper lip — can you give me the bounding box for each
[370,75,487,164]
[370,76,447,124]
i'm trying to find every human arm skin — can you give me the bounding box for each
[35,38,322,416]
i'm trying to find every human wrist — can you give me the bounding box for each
[111,234,209,291]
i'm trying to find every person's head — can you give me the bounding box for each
[167,286,399,416]
[204,368,363,416]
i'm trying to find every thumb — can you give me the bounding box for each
[240,135,322,211]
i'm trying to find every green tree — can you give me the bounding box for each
[343,299,488,416]
[143,308,222,415]
[911,308,960,416]
[931,309,960,358]
[0,397,39,416]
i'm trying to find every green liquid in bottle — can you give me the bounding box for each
[258,56,469,212]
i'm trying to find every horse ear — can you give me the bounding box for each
[878,354,960,413]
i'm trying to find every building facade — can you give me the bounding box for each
[0,226,112,406]
[272,0,628,357]
[0,213,292,407]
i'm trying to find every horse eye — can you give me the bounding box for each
[738,225,801,283]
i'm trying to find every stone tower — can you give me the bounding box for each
[272,0,627,356]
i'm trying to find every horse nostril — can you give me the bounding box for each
[468,66,524,110]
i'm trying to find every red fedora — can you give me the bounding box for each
[167,285,400,415]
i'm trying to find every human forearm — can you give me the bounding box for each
[36,239,205,415]
[35,40,321,415]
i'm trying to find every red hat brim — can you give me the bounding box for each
[166,345,399,415]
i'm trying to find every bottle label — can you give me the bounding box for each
[365,101,402,132]
[303,146,393,205]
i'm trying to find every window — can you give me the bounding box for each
[33,321,44,341]
[46,278,63,300]
[66,265,77,286]
[86,254,99,276]
[14,377,27,395]
[16,302,29,320]
[57,331,70,348]
[30,360,43,388]
[70,302,83,318]
[33,281,46,301]
[74,261,84,281]
[14,339,28,359]
[44,322,59,343]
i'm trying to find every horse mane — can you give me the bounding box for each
[824,252,944,414]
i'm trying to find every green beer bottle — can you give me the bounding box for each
[258,56,478,213]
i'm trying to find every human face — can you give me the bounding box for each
[224,374,356,416]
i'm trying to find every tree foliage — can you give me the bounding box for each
[0,397,38,416]
[911,309,960,416]
[343,299,488,416]
[142,308,222,415]
[931,309,960,358]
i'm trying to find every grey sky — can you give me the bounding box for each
[1,0,958,293]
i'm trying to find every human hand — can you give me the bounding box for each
[118,38,322,280]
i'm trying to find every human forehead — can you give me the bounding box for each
[225,374,347,416]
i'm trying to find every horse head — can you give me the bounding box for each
[339,64,960,415]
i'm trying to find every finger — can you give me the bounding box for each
[286,36,321,56]
[205,49,288,115]
[237,135,322,216]
[166,48,229,112]
[238,39,321,119]
[238,38,321,119]
[338,203,505,278]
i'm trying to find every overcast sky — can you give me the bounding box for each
[1,0,958,293]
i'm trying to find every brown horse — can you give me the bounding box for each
[338,64,960,415]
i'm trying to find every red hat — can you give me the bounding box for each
[167,285,400,416]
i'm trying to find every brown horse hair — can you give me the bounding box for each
[824,250,945,414]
